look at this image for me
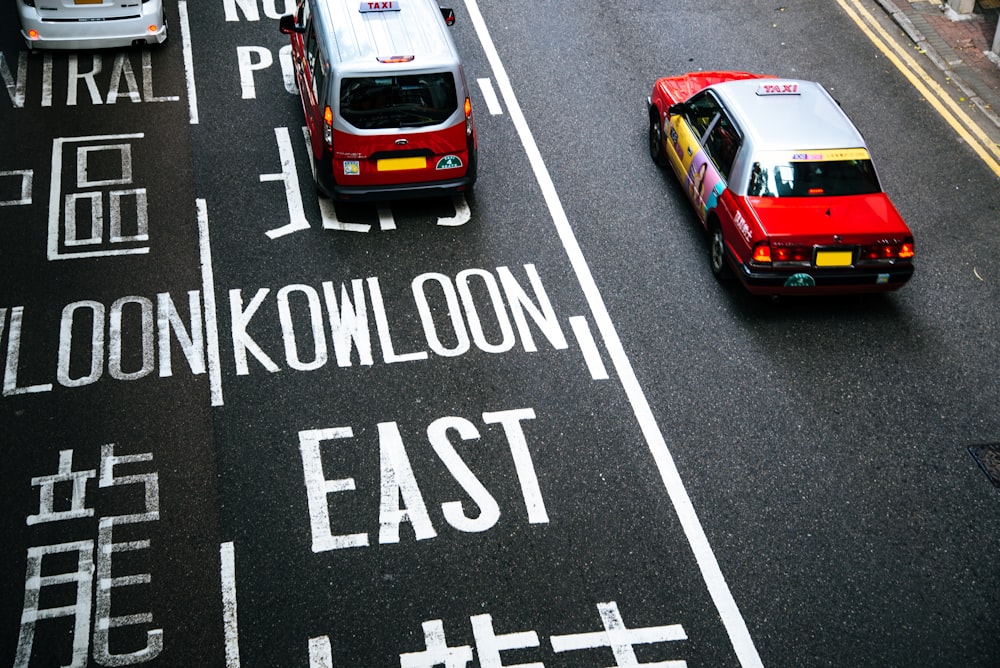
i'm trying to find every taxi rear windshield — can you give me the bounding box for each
[748,158,881,197]
[339,73,458,130]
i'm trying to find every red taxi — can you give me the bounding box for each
[647,71,914,295]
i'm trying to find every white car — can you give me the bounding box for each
[17,0,167,50]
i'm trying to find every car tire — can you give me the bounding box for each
[648,111,667,168]
[709,223,732,280]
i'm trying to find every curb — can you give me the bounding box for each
[874,0,1000,130]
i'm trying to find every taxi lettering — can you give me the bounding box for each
[758,82,800,95]
[360,1,398,10]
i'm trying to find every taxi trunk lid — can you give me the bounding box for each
[747,192,912,245]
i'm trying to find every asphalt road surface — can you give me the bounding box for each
[1,1,998,666]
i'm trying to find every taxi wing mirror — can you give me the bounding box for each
[440,7,456,25]
[668,102,688,117]
[279,14,305,34]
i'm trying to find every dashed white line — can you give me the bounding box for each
[220,541,241,668]
[197,198,224,406]
[178,1,199,125]
[569,316,609,380]
[476,77,503,115]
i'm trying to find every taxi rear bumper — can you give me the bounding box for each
[733,260,914,295]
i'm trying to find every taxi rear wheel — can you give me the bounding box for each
[709,223,732,280]
[648,112,667,168]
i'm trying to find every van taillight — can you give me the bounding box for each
[464,97,472,119]
[323,106,333,146]
[464,97,473,137]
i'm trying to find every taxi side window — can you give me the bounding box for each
[683,92,722,140]
[703,113,741,181]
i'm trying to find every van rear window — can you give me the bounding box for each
[340,73,458,129]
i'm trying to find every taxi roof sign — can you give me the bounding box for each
[756,81,800,95]
[360,1,400,11]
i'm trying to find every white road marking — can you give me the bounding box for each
[178,1,199,125]
[220,541,241,668]
[197,199,224,406]
[263,127,311,239]
[569,316,609,380]
[476,77,503,115]
[462,1,763,665]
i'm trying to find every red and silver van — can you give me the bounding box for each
[280,0,478,201]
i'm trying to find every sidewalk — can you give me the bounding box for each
[877,0,1000,131]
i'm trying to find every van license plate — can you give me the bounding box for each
[74,0,104,4]
[377,156,427,171]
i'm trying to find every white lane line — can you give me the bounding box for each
[220,541,241,668]
[476,77,503,115]
[178,1,199,125]
[462,2,763,666]
[569,316,609,380]
[197,198,224,406]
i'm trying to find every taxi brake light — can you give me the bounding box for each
[751,243,772,264]
[898,242,914,259]
[377,55,415,63]
[773,247,806,263]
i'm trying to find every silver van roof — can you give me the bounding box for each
[710,79,868,151]
[314,0,460,72]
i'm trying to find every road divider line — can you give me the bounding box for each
[220,541,241,668]
[569,316,609,380]
[178,1,199,125]
[836,0,1000,177]
[197,198,224,406]
[462,1,764,666]
[476,77,503,115]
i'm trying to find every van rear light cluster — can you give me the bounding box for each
[859,241,914,263]
[323,106,333,146]
[464,97,474,137]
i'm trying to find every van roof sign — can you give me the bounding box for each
[360,1,400,11]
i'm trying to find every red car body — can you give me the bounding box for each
[647,71,915,296]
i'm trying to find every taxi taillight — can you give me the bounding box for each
[323,105,333,146]
[751,243,772,264]
[773,246,811,263]
[860,241,914,261]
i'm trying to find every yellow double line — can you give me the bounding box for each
[836,0,1000,177]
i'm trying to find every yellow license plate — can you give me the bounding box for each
[377,156,426,171]
[815,250,853,267]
